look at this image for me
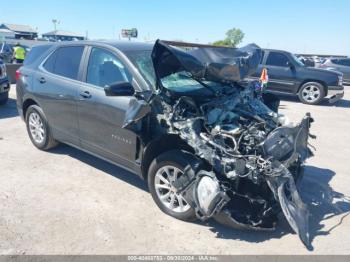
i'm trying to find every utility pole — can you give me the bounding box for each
[52,19,60,41]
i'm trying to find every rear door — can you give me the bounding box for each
[77,46,139,172]
[264,51,298,93]
[34,45,84,145]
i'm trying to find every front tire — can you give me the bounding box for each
[25,105,58,150]
[298,82,325,105]
[148,150,197,221]
[0,91,9,105]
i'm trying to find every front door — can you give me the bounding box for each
[77,46,138,171]
[264,51,298,93]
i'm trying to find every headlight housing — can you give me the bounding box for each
[338,75,343,86]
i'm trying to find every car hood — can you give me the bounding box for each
[304,66,343,77]
[151,40,263,87]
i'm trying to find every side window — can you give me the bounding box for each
[43,50,57,72]
[336,59,350,66]
[43,46,84,80]
[24,45,52,66]
[4,44,12,53]
[86,47,131,87]
[331,59,340,65]
[266,52,290,67]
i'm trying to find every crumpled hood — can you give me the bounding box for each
[151,40,263,85]
[123,40,316,249]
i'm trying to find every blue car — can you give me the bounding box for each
[0,59,10,105]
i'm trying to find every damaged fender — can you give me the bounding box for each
[121,40,316,248]
[266,163,310,247]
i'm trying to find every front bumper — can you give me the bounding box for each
[326,85,344,103]
[0,77,10,94]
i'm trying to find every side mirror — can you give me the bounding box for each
[104,81,134,96]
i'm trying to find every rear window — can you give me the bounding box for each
[24,45,52,66]
[43,46,84,80]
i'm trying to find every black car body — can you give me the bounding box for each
[248,49,344,104]
[0,58,10,105]
[17,40,316,248]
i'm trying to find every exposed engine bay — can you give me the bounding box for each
[123,40,315,248]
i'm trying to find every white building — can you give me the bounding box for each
[0,28,15,40]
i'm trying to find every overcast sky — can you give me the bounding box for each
[1,0,349,55]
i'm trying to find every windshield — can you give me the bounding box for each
[291,53,305,67]
[162,71,226,94]
[124,50,156,88]
[125,50,225,94]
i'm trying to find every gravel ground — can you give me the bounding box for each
[0,85,349,255]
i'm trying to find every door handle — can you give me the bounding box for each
[38,77,46,84]
[80,91,91,99]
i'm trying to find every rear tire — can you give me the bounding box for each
[148,150,197,221]
[0,91,9,105]
[298,82,325,105]
[25,105,59,150]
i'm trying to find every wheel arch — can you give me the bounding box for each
[22,98,39,119]
[141,134,195,180]
[298,79,328,95]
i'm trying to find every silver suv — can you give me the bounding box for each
[321,58,350,85]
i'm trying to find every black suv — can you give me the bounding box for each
[249,49,344,104]
[17,41,315,247]
[0,58,10,105]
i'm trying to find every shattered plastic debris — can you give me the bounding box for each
[123,40,315,248]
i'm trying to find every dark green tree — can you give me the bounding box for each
[213,28,245,47]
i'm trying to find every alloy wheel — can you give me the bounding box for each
[301,85,321,103]
[154,165,190,213]
[28,112,45,144]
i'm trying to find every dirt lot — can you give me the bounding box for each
[0,86,349,255]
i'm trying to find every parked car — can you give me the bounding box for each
[17,41,315,247]
[0,42,32,64]
[249,49,344,105]
[0,58,10,105]
[320,58,350,85]
[312,56,322,68]
[0,42,14,63]
[297,55,315,67]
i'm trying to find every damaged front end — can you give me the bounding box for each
[124,40,315,248]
